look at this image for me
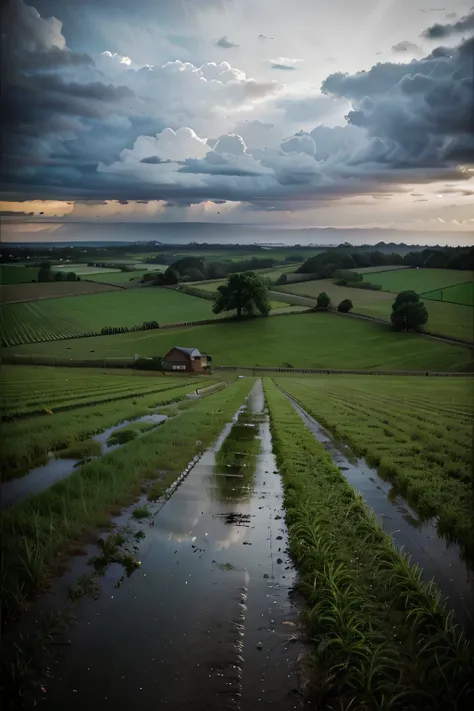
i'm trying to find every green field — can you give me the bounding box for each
[277,277,474,342]
[7,312,473,371]
[86,265,167,284]
[53,264,121,276]
[86,270,153,285]
[354,265,410,274]
[275,375,474,561]
[264,380,473,706]
[1,378,252,620]
[361,268,473,293]
[0,365,200,418]
[420,281,474,307]
[0,264,39,284]
[0,287,220,346]
[0,368,212,475]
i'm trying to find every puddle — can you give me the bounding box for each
[1,414,168,509]
[278,386,474,633]
[12,382,305,710]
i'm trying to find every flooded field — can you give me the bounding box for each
[1,414,168,509]
[277,384,474,632]
[12,382,305,710]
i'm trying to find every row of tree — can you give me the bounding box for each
[37,264,80,282]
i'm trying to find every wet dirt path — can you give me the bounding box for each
[277,384,474,633]
[40,381,303,710]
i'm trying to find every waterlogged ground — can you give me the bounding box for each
[277,385,474,632]
[1,414,168,509]
[35,382,304,710]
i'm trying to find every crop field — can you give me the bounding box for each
[1,371,215,477]
[53,264,122,275]
[1,378,252,618]
[0,287,220,346]
[278,277,474,342]
[0,365,202,419]
[354,265,410,274]
[263,380,473,707]
[0,264,40,284]
[274,375,474,562]
[0,279,119,306]
[360,267,474,294]
[86,269,160,285]
[8,312,473,371]
[420,281,474,307]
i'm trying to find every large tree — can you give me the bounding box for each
[391,291,428,332]
[213,272,271,318]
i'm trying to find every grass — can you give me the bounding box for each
[274,375,474,563]
[8,312,473,372]
[0,286,222,346]
[420,282,474,307]
[354,265,410,274]
[53,264,121,276]
[360,268,474,294]
[0,265,40,284]
[85,269,157,285]
[0,365,201,419]
[278,279,474,342]
[0,280,118,306]
[0,379,208,479]
[264,379,473,708]
[57,439,102,460]
[0,378,253,622]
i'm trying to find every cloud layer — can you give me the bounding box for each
[1,0,473,220]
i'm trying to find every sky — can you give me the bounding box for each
[1,0,473,242]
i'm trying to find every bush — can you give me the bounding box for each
[134,357,164,371]
[338,299,353,313]
[316,292,331,309]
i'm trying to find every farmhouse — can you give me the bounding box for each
[161,346,212,373]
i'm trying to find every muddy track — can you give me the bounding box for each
[8,381,306,710]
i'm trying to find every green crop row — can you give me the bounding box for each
[0,367,201,419]
[264,380,473,709]
[274,376,474,563]
[0,378,253,622]
[0,380,210,479]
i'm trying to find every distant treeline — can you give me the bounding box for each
[142,256,283,285]
[297,246,474,278]
[0,240,455,264]
[36,263,80,282]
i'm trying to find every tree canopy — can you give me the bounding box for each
[212,272,271,318]
[316,292,331,309]
[391,291,428,332]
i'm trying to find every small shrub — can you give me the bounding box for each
[337,299,353,313]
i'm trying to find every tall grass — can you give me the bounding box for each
[264,380,473,709]
[0,378,253,624]
[0,381,208,479]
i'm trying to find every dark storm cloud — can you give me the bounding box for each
[321,36,474,168]
[139,156,178,164]
[422,10,474,38]
[2,0,473,210]
[270,63,297,70]
[216,36,239,49]
[392,41,421,53]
